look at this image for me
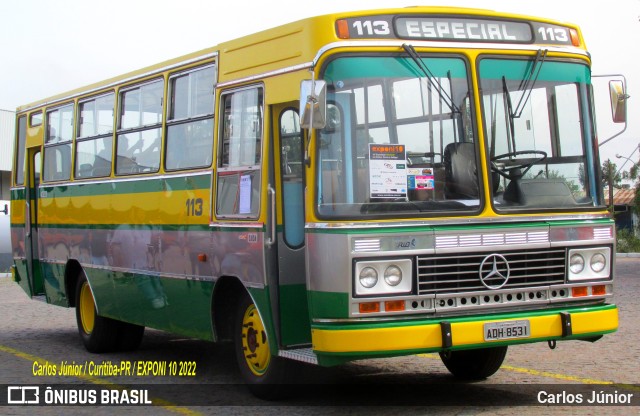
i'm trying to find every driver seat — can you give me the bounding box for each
[444,142,478,199]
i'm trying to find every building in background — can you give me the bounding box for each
[0,109,14,200]
[605,187,639,237]
[0,109,14,272]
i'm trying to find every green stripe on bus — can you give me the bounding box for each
[11,188,26,200]
[33,223,265,232]
[305,218,613,235]
[36,173,212,198]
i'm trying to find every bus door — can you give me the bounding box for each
[269,103,310,347]
[23,148,45,297]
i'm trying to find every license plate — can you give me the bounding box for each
[484,320,531,341]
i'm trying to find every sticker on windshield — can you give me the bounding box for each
[407,168,434,190]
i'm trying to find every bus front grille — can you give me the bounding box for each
[417,248,566,295]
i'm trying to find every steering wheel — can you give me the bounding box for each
[490,150,547,180]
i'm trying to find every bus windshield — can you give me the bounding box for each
[317,55,477,218]
[479,58,600,211]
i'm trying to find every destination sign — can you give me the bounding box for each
[337,15,576,46]
[396,17,532,42]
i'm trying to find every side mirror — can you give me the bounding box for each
[1,204,7,215]
[300,80,327,129]
[609,80,629,123]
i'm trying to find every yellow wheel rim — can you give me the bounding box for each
[241,304,271,376]
[79,282,95,335]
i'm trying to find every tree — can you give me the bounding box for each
[602,159,622,212]
[617,153,640,216]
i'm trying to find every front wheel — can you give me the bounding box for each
[439,346,508,380]
[234,294,295,400]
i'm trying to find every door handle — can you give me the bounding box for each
[25,201,31,237]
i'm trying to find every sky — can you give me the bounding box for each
[1,0,639,171]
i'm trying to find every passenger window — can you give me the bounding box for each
[76,93,114,179]
[216,86,263,217]
[116,80,163,175]
[46,104,74,144]
[165,65,216,170]
[15,116,27,185]
[30,111,43,127]
[120,80,163,129]
[220,87,262,168]
[76,137,112,178]
[43,144,72,182]
[43,104,74,182]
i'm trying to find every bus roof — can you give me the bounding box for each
[17,6,583,112]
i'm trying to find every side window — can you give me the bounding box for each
[30,111,43,127]
[43,104,73,182]
[555,84,583,156]
[165,65,216,170]
[76,93,114,178]
[279,108,304,247]
[14,116,27,186]
[216,86,263,218]
[116,79,163,175]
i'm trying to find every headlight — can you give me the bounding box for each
[354,259,413,296]
[384,265,402,286]
[569,254,585,274]
[590,253,606,273]
[567,247,611,281]
[359,267,378,288]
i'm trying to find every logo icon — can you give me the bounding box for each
[7,386,39,404]
[479,254,510,289]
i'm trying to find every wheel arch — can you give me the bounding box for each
[64,259,83,307]
[211,275,249,342]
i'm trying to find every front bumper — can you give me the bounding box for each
[311,304,617,365]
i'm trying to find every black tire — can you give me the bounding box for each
[116,322,145,352]
[75,272,119,353]
[234,294,295,400]
[439,346,508,380]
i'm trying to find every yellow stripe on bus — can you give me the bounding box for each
[36,191,210,226]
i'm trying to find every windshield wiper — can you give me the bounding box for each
[512,49,548,118]
[499,49,547,153]
[402,44,460,114]
[502,75,516,149]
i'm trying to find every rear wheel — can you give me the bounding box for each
[75,272,119,353]
[117,322,145,351]
[439,346,508,380]
[234,294,295,400]
[75,271,145,352]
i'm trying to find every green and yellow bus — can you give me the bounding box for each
[11,6,624,396]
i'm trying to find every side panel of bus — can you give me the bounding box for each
[35,173,218,340]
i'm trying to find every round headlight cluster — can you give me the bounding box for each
[569,254,585,274]
[359,267,378,288]
[384,265,403,286]
[590,253,606,273]
[359,265,404,289]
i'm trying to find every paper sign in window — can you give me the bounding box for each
[239,174,252,214]
[369,144,407,199]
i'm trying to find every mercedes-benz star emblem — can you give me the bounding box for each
[479,254,510,290]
